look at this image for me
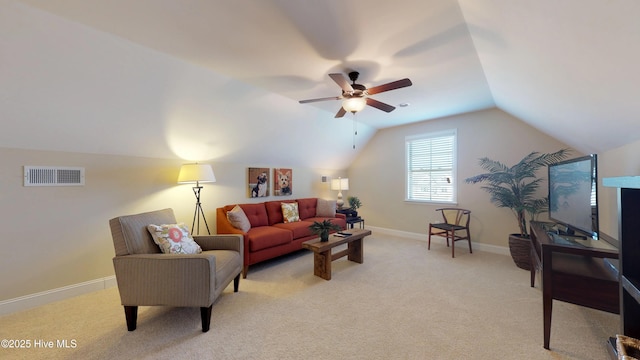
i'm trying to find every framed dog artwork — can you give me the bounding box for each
[274,168,292,196]
[248,167,269,198]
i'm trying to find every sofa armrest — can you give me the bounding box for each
[194,234,243,254]
[335,213,346,220]
[113,253,216,307]
[216,207,246,235]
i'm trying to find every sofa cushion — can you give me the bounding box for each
[239,203,269,227]
[246,226,293,252]
[273,220,314,239]
[297,198,318,220]
[265,200,295,225]
[316,198,337,217]
[227,205,251,232]
[147,223,203,254]
[282,202,300,223]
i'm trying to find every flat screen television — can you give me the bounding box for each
[548,154,598,238]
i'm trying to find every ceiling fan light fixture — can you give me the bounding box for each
[342,97,366,113]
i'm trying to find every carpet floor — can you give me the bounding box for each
[0,233,618,359]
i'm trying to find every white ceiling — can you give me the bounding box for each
[6,0,640,166]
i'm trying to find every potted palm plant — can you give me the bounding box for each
[309,219,342,242]
[465,149,570,270]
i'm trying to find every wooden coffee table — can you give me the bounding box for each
[301,229,372,280]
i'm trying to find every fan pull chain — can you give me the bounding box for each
[352,114,358,149]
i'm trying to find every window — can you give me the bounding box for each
[406,130,456,203]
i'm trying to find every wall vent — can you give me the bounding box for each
[24,166,85,186]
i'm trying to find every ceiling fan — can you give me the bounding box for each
[299,71,412,118]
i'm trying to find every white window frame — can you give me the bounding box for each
[405,129,457,204]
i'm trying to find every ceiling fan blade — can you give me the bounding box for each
[335,107,347,118]
[366,78,412,95]
[299,96,341,104]
[366,98,396,112]
[329,73,354,93]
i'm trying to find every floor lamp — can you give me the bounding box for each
[178,163,216,235]
[331,177,349,209]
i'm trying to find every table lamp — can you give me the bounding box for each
[330,177,349,208]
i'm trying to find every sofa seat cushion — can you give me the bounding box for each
[246,226,293,252]
[296,198,318,220]
[273,221,314,239]
[305,217,347,230]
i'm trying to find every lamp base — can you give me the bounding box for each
[336,191,344,209]
[191,186,211,235]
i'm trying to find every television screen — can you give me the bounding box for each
[548,154,598,238]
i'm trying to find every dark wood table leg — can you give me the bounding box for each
[314,250,331,280]
[348,238,363,263]
[542,247,552,349]
[543,292,552,349]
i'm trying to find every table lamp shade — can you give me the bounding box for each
[330,178,349,191]
[177,164,216,184]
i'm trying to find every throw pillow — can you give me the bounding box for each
[147,223,202,254]
[281,202,300,223]
[316,198,337,217]
[227,205,251,232]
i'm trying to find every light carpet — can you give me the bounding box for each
[0,233,618,359]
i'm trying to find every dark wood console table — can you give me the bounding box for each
[529,221,619,350]
[603,176,640,357]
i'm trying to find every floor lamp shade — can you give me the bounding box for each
[177,163,216,185]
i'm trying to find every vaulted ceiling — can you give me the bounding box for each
[4,0,640,169]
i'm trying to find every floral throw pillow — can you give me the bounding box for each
[281,202,300,223]
[147,223,202,254]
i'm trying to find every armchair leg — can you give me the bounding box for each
[124,306,138,331]
[234,273,240,292]
[242,265,249,279]
[201,305,213,332]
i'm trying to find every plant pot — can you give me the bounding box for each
[509,234,532,270]
[320,231,329,242]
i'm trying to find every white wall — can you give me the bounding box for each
[348,108,572,247]
[0,146,344,303]
[598,139,640,238]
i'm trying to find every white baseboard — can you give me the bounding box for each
[366,225,510,256]
[0,276,117,316]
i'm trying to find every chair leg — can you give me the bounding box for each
[233,273,240,292]
[427,225,432,250]
[124,306,138,331]
[468,235,473,254]
[451,231,455,258]
[201,305,213,332]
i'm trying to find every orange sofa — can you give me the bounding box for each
[216,198,346,278]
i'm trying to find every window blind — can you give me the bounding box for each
[406,130,456,203]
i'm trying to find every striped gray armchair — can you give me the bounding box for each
[109,208,242,332]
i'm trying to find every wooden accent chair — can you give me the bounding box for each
[109,208,243,332]
[428,208,472,258]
